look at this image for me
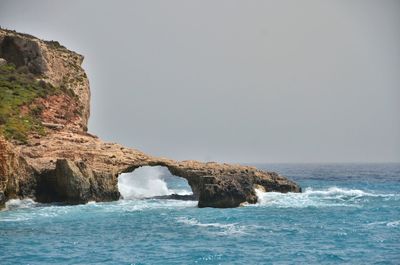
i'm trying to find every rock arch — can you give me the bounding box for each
[32,155,300,208]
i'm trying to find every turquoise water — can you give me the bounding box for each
[1,163,399,264]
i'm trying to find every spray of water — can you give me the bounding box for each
[118,166,192,199]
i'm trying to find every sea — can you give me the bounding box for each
[0,163,399,264]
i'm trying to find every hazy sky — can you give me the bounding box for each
[1,0,399,163]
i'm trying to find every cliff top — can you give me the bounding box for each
[0,27,90,144]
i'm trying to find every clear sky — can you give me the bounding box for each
[1,0,399,163]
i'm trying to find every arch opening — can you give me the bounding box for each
[117,166,196,201]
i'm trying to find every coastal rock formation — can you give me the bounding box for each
[0,28,301,209]
[0,137,36,207]
[0,29,90,132]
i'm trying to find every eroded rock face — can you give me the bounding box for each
[55,160,91,203]
[0,29,90,131]
[0,35,45,74]
[0,28,301,209]
[0,137,36,207]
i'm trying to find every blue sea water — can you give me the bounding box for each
[1,163,399,264]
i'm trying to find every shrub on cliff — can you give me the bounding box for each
[0,62,56,143]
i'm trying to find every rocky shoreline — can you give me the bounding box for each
[0,28,301,209]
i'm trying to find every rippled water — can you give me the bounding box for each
[1,163,399,264]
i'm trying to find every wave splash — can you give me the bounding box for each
[4,198,37,210]
[118,166,192,199]
[255,187,399,208]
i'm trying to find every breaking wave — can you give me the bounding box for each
[255,187,399,208]
[118,166,192,199]
[4,198,37,210]
[176,217,247,236]
[387,220,400,227]
[366,220,400,228]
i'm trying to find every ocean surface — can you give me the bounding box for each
[1,163,399,264]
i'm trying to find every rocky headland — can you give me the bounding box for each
[0,28,301,209]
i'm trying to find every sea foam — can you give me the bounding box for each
[4,198,37,210]
[255,187,399,208]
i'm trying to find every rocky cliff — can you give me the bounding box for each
[0,28,301,209]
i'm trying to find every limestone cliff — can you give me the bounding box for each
[0,28,301,209]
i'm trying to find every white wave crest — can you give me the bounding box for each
[1,199,197,222]
[176,217,246,235]
[255,187,399,208]
[118,166,192,199]
[386,220,400,227]
[365,220,400,228]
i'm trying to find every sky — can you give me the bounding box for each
[0,0,399,163]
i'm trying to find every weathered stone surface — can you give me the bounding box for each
[0,137,36,207]
[0,28,90,131]
[0,28,301,209]
[0,58,6,66]
[0,35,45,74]
[53,159,91,203]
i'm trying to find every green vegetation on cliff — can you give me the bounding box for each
[0,63,57,143]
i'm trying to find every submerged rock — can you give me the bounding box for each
[152,194,197,201]
[0,28,301,209]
